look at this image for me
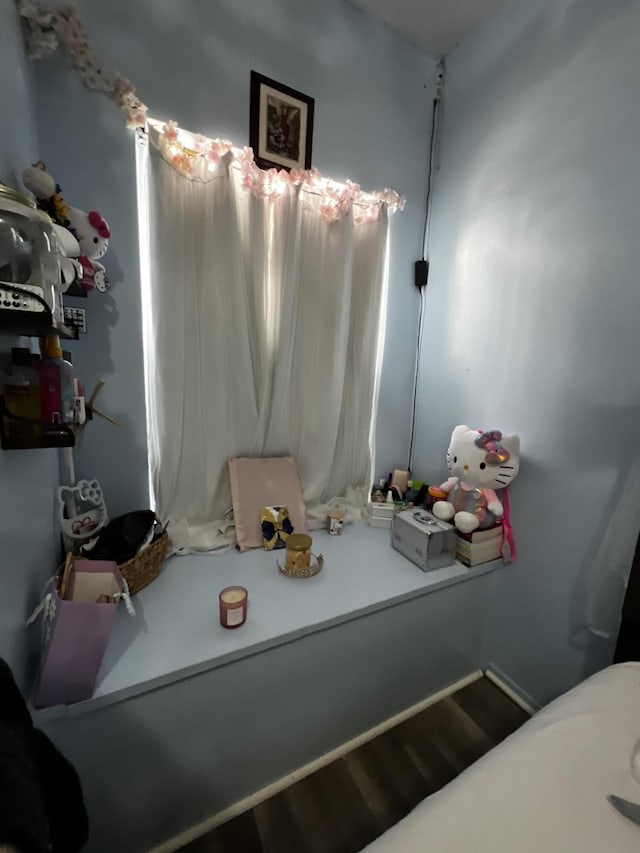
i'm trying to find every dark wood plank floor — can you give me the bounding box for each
[180,677,529,853]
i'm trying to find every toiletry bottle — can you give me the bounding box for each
[63,350,86,426]
[4,347,40,438]
[59,349,76,424]
[39,334,75,424]
[72,377,86,425]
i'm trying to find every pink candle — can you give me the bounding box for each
[219,586,248,629]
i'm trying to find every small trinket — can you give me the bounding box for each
[326,509,345,535]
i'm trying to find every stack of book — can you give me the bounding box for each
[456,524,503,566]
[367,501,395,529]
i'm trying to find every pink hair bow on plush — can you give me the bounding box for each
[88,210,111,239]
[474,429,510,464]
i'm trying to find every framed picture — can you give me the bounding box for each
[250,71,314,172]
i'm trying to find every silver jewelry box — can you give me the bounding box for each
[391,509,456,571]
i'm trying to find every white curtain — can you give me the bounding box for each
[138,127,389,552]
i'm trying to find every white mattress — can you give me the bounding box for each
[362,663,640,852]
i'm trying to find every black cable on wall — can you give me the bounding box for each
[407,60,444,472]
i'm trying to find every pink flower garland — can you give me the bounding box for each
[16,2,406,222]
[17,0,148,129]
[158,122,405,224]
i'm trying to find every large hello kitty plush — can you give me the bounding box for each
[23,163,111,292]
[432,425,520,559]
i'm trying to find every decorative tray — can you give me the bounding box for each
[277,553,324,579]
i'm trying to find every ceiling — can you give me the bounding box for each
[350,0,503,59]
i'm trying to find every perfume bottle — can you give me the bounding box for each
[38,334,75,425]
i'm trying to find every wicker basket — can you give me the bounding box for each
[118,529,169,595]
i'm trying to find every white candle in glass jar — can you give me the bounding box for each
[219,586,248,629]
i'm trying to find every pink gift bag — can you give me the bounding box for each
[33,557,132,708]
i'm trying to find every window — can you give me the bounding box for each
[136,121,395,552]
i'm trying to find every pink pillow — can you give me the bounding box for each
[228,456,308,551]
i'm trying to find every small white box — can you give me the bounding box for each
[369,503,394,518]
[366,502,394,528]
[391,509,456,571]
[368,516,392,529]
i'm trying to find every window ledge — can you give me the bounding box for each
[34,524,500,722]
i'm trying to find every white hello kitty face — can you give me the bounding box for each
[67,206,110,261]
[86,230,109,260]
[446,425,520,490]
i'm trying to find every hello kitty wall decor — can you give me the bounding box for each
[22,162,111,293]
[432,425,521,561]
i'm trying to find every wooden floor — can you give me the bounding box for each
[180,677,529,853]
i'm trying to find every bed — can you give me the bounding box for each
[363,661,640,852]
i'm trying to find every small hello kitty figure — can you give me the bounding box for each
[432,425,520,558]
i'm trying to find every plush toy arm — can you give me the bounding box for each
[484,488,504,516]
[92,262,109,293]
[439,477,458,494]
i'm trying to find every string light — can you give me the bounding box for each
[16,2,406,222]
[155,120,405,224]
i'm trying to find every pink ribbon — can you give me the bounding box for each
[88,210,111,239]
[475,429,511,464]
[501,487,516,563]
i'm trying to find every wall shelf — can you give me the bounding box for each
[0,284,78,339]
[0,396,75,450]
[0,311,77,340]
[0,430,74,450]
[0,309,77,339]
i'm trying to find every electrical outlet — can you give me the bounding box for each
[63,306,87,334]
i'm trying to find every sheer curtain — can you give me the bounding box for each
[137,126,389,552]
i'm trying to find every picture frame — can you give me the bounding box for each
[250,71,314,172]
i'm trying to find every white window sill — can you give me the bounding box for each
[34,524,500,722]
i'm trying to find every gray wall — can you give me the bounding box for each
[0,0,37,188]
[0,0,60,689]
[414,0,640,706]
[30,0,436,515]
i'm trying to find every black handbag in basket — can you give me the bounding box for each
[81,510,158,564]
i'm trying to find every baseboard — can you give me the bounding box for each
[148,670,483,853]
[484,663,539,715]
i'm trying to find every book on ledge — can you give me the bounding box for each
[456,550,502,567]
[456,522,503,544]
[456,523,503,567]
[456,535,502,567]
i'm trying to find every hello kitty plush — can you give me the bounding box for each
[66,207,110,292]
[22,163,111,292]
[432,425,520,558]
